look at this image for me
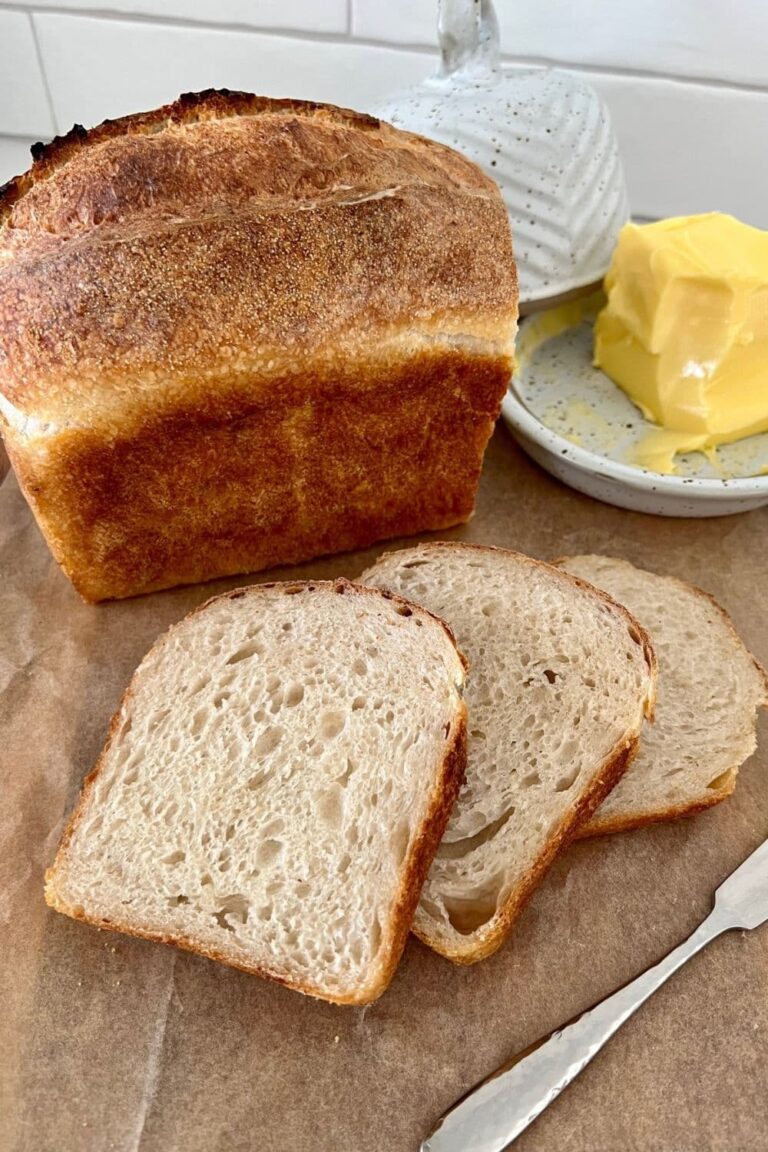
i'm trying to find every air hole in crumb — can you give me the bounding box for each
[337,853,352,875]
[317,784,344,828]
[247,767,273,791]
[149,708,170,731]
[190,710,207,737]
[352,658,367,676]
[226,639,263,666]
[161,850,186,866]
[366,646,379,659]
[555,767,580,792]
[213,899,249,933]
[351,696,365,712]
[444,884,500,935]
[256,839,283,867]
[370,917,382,956]
[337,757,356,787]
[543,669,557,684]
[395,604,412,617]
[285,683,304,707]
[470,729,486,740]
[168,894,189,907]
[522,772,540,788]
[437,809,515,860]
[707,770,733,791]
[392,818,410,863]
[253,726,283,757]
[582,675,596,689]
[627,625,642,645]
[320,712,345,740]
[123,768,139,786]
[225,823,236,841]
[443,722,451,738]
[296,881,312,898]
[414,618,423,627]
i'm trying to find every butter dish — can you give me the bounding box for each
[501,295,768,516]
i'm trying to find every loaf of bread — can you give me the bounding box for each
[45,578,468,1004]
[0,90,517,601]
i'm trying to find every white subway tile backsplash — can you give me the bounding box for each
[353,0,768,90]
[352,0,434,45]
[0,136,36,184]
[590,72,768,229]
[34,13,434,132]
[2,0,347,34]
[0,11,55,136]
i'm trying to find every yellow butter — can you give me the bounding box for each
[594,213,768,472]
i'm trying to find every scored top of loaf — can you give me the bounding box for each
[0,89,517,430]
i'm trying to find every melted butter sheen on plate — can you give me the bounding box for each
[594,213,768,473]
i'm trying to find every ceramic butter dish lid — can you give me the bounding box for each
[373,0,629,310]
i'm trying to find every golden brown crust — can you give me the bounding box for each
[0,90,517,601]
[573,769,737,840]
[12,348,510,602]
[44,578,468,1005]
[0,89,486,226]
[0,90,515,419]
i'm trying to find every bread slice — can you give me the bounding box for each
[557,555,768,837]
[45,579,468,1005]
[361,543,656,963]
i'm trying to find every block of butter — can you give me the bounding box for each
[594,213,768,472]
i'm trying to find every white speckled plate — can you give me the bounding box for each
[501,295,768,517]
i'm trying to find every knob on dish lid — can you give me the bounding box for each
[372,0,629,312]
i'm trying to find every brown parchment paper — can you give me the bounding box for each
[1,427,767,1152]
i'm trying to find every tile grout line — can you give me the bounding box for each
[0,4,765,98]
[26,9,59,137]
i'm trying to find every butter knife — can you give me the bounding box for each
[422,836,768,1152]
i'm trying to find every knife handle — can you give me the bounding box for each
[422,910,728,1152]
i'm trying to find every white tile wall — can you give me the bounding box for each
[34,13,434,131]
[0,10,55,136]
[1,0,767,229]
[0,0,348,33]
[353,0,768,89]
